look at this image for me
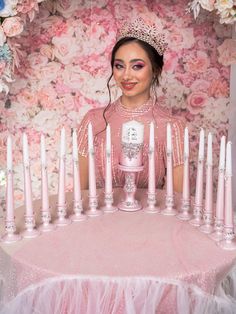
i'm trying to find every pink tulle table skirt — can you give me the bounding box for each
[0,189,236,313]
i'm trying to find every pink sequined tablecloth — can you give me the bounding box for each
[1,189,236,313]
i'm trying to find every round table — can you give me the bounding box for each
[0,189,236,313]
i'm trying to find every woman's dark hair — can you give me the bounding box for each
[96,37,164,137]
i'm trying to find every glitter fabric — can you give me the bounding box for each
[77,97,185,189]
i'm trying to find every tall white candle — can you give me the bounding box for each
[40,134,47,166]
[149,122,154,151]
[198,128,205,160]
[184,127,189,158]
[106,124,111,153]
[88,123,94,152]
[60,127,66,158]
[219,136,226,170]
[226,141,232,176]
[7,135,13,170]
[72,129,78,161]
[23,133,29,165]
[88,123,96,197]
[167,123,172,152]
[207,132,213,166]
[105,124,112,195]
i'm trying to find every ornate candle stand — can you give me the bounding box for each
[55,156,71,226]
[218,225,236,250]
[71,200,87,221]
[87,194,102,217]
[209,168,225,242]
[145,191,160,213]
[39,164,56,232]
[1,169,21,244]
[177,155,191,221]
[162,151,177,216]
[118,164,143,211]
[101,191,117,213]
[22,163,40,239]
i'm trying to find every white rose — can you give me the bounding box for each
[215,0,234,12]
[199,0,215,11]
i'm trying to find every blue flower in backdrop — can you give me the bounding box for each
[0,0,5,11]
[0,44,12,63]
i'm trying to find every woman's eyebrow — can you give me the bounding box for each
[114,58,145,63]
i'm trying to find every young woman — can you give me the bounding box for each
[77,18,185,192]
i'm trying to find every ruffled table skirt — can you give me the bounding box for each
[0,189,236,313]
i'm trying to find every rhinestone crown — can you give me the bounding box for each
[117,17,167,56]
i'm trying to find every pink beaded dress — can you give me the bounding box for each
[77,97,185,188]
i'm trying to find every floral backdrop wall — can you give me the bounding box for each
[0,0,233,209]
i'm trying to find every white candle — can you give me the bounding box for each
[23,133,29,165]
[149,122,154,151]
[207,132,213,166]
[198,128,205,160]
[7,135,13,170]
[105,124,112,195]
[40,134,46,166]
[88,123,96,197]
[72,129,78,161]
[121,120,144,144]
[106,124,111,153]
[60,127,66,158]
[219,136,226,170]
[226,141,232,176]
[88,123,94,152]
[167,123,172,152]
[184,127,189,158]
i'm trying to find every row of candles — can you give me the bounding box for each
[1,121,235,250]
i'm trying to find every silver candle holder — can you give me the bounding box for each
[1,219,21,243]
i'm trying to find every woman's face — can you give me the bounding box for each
[113,42,153,102]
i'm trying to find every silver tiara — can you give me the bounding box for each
[117,17,167,56]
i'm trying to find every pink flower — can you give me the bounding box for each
[164,51,179,73]
[202,67,221,81]
[208,79,229,98]
[16,89,38,107]
[187,91,208,115]
[190,79,210,92]
[17,0,37,14]
[38,86,58,110]
[56,0,79,18]
[52,36,77,65]
[40,44,54,60]
[184,51,210,74]
[2,17,24,37]
[217,38,236,66]
[168,27,194,50]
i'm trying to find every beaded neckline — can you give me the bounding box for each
[115,97,154,117]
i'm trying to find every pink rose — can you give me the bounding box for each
[164,51,179,73]
[17,0,37,14]
[202,68,220,81]
[40,44,55,60]
[56,0,79,18]
[184,51,210,74]
[187,92,208,115]
[190,79,210,92]
[217,39,236,66]
[52,36,77,65]
[208,79,229,98]
[16,89,38,107]
[2,17,24,37]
